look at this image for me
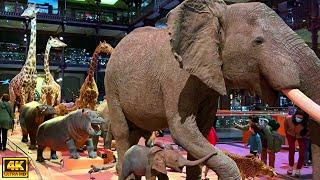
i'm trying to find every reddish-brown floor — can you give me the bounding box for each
[0,125,313,180]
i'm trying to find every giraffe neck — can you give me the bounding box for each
[44,42,52,84]
[23,17,37,74]
[87,50,100,79]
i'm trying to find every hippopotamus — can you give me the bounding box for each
[19,101,55,150]
[36,109,105,162]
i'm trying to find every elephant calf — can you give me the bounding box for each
[119,145,216,180]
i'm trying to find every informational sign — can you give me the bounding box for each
[2,157,29,178]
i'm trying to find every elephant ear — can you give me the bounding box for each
[148,146,167,174]
[167,0,227,95]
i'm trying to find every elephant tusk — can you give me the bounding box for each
[282,89,320,123]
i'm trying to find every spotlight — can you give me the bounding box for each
[56,78,63,82]
[6,20,9,23]
[24,34,27,37]
[23,38,27,42]
[59,36,64,40]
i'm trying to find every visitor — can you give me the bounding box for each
[0,94,14,151]
[247,125,262,157]
[260,117,282,168]
[285,109,308,177]
[235,116,282,168]
[202,127,218,180]
[304,137,312,166]
[308,117,320,179]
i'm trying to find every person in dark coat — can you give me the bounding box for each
[0,94,14,151]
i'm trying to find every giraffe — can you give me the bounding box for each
[75,41,113,110]
[40,37,67,106]
[9,4,39,110]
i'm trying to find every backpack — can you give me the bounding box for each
[269,130,284,153]
[268,118,280,131]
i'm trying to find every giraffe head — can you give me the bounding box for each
[96,41,113,54]
[49,37,67,48]
[21,4,39,18]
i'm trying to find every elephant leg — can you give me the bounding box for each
[51,150,58,159]
[104,131,113,149]
[186,154,202,180]
[163,90,240,179]
[157,174,169,180]
[66,139,80,159]
[108,98,130,173]
[118,160,131,180]
[87,138,97,158]
[186,97,218,179]
[128,125,151,146]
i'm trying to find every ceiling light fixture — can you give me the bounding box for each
[101,0,118,5]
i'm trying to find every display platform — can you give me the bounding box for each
[62,156,104,170]
[2,123,312,180]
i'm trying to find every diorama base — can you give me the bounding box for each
[62,156,104,170]
[96,148,115,164]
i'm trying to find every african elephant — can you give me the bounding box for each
[19,101,55,150]
[119,145,216,180]
[104,0,320,179]
[221,2,320,176]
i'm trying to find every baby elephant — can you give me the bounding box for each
[119,145,216,180]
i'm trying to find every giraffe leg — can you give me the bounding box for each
[56,92,61,105]
[28,88,36,102]
[20,88,27,109]
[40,93,46,104]
[9,85,16,105]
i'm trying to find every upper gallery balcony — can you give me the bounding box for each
[0,0,181,31]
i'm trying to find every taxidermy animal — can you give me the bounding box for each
[223,151,277,179]
[93,99,113,149]
[40,36,67,106]
[19,101,55,150]
[104,0,320,178]
[36,109,104,162]
[9,4,39,110]
[119,145,216,180]
[76,41,113,110]
[54,103,69,116]
[93,100,158,150]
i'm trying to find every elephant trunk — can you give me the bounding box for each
[181,151,217,166]
[169,116,240,179]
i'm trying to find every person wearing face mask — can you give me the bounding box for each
[285,108,309,177]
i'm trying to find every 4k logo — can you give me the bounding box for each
[2,157,29,178]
